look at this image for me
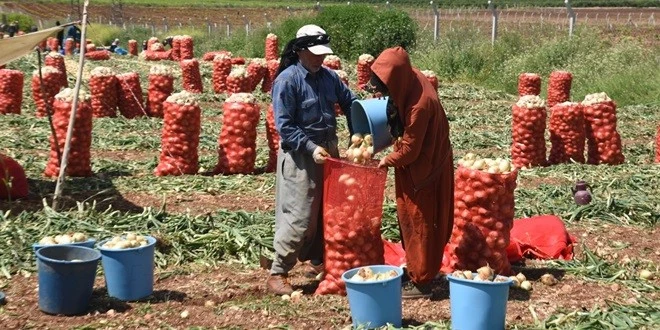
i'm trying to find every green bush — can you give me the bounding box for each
[4,13,35,32]
[314,5,417,59]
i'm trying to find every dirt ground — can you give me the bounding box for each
[0,213,657,329]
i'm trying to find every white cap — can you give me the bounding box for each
[296,24,333,55]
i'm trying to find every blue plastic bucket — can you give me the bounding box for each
[350,97,393,154]
[36,245,101,315]
[342,265,404,329]
[32,239,97,253]
[98,235,156,301]
[447,273,513,330]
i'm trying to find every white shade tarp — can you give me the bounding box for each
[0,25,66,66]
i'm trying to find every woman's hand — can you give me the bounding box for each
[378,158,389,168]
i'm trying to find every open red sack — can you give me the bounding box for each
[0,154,28,200]
[384,215,577,269]
[506,215,577,262]
[316,158,387,295]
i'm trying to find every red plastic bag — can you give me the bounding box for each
[316,158,387,295]
[0,154,28,200]
[507,215,577,262]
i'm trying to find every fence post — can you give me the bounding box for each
[489,1,498,46]
[265,13,272,30]
[242,15,249,36]
[430,1,439,43]
[316,1,322,12]
[565,0,576,38]
[386,1,391,9]
[224,16,231,37]
[206,17,211,36]
[163,17,168,33]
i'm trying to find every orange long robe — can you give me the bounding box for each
[372,47,454,284]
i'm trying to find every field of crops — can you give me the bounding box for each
[0,3,659,329]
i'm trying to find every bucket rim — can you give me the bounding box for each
[32,238,97,251]
[342,265,404,285]
[97,235,156,252]
[35,245,101,264]
[447,273,514,286]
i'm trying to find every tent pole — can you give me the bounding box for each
[52,0,89,211]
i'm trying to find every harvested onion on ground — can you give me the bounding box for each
[347,133,375,164]
[350,267,398,282]
[39,232,88,245]
[102,233,149,249]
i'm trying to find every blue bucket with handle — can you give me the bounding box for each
[98,235,156,301]
[342,265,404,329]
[36,245,101,315]
[351,97,393,154]
[447,273,513,330]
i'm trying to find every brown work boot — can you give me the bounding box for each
[267,274,294,295]
[303,262,325,279]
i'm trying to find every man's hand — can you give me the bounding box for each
[313,146,330,164]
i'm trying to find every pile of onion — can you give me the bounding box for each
[346,134,374,164]
[102,233,149,249]
[39,232,88,245]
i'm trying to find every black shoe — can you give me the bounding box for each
[401,281,432,300]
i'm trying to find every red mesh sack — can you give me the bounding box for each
[583,93,624,165]
[203,50,231,62]
[171,36,182,61]
[421,70,439,91]
[315,158,387,295]
[246,58,267,92]
[45,52,68,88]
[155,91,201,176]
[89,67,118,118]
[116,72,146,119]
[549,102,585,164]
[0,69,24,115]
[357,54,374,89]
[128,40,138,56]
[333,70,349,117]
[547,70,572,108]
[212,54,232,94]
[214,93,260,175]
[47,37,59,51]
[64,38,75,56]
[261,59,279,94]
[518,73,541,96]
[44,89,93,178]
[442,156,517,275]
[31,67,63,118]
[180,59,203,94]
[265,33,279,61]
[656,125,660,163]
[85,50,111,61]
[511,95,547,168]
[231,57,246,65]
[144,50,171,61]
[146,65,174,118]
[226,67,250,95]
[264,103,280,173]
[323,55,341,70]
[0,153,29,200]
[180,35,194,60]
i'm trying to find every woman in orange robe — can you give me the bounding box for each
[371,46,454,299]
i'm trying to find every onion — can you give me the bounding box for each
[639,270,654,280]
[476,264,494,281]
[540,273,558,286]
[515,272,527,283]
[520,280,532,291]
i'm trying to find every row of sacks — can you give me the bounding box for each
[22,88,282,178]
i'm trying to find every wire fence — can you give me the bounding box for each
[2,1,657,43]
